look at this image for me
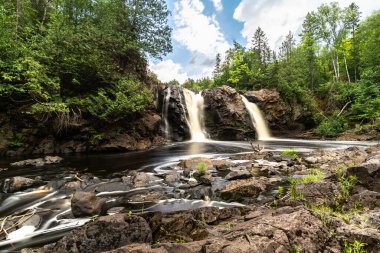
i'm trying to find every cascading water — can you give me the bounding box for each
[241,95,272,140]
[182,88,208,141]
[162,86,171,139]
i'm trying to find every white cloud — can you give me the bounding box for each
[149,59,189,83]
[211,0,223,12]
[234,0,380,50]
[173,0,230,62]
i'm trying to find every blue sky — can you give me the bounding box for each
[150,0,380,83]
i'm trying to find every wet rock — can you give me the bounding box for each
[1,176,45,193]
[186,185,212,200]
[211,159,234,171]
[71,192,106,217]
[179,157,212,177]
[10,156,63,167]
[219,178,267,202]
[203,86,253,140]
[225,167,252,180]
[42,214,152,253]
[130,172,150,188]
[164,171,180,186]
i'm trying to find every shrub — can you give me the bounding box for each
[196,161,208,175]
[314,115,348,137]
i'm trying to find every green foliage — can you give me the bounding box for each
[0,0,171,122]
[314,115,348,137]
[344,240,367,253]
[196,161,208,176]
[8,132,24,149]
[339,175,358,198]
[278,186,285,198]
[83,78,152,122]
[281,149,300,160]
[289,170,325,201]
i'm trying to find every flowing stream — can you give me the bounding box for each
[182,88,208,141]
[0,139,375,251]
[241,95,272,140]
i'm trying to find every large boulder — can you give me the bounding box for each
[71,192,106,217]
[1,176,45,193]
[244,89,315,130]
[42,214,152,253]
[159,86,190,141]
[202,86,254,140]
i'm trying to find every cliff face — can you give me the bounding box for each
[244,89,315,131]
[202,86,254,140]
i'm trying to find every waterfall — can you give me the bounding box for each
[162,86,171,139]
[241,95,272,140]
[182,88,208,141]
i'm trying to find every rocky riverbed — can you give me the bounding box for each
[1,143,379,252]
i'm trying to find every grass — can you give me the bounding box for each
[281,148,300,160]
[344,240,367,253]
[196,161,208,175]
[289,170,325,201]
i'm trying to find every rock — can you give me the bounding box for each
[244,89,315,130]
[336,223,380,252]
[164,171,180,186]
[346,156,380,192]
[225,167,252,180]
[162,86,190,141]
[1,176,45,193]
[349,190,380,209]
[42,214,152,253]
[131,172,150,188]
[212,159,234,171]
[179,157,212,177]
[219,178,267,202]
[295,181,342,206]
[304,156,319,164]
[71,192,106,217]
[203,86,253,140]
[10,156,63,167]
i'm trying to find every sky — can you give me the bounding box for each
[149,0,380,83]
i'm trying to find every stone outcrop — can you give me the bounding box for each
[159,86,190,141]
[244,89,315,131]
[202,86,254,140]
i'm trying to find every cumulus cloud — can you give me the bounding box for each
[149,59,189,83]
[211,0,223,12]
[234,0,380,50]
[173,0,230,62]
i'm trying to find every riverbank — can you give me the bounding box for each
[0,140,379,252]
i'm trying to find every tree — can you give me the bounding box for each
[279,31,295,60]
[344,3,360,81]
[251,27,270,65]
[213,53,221,78]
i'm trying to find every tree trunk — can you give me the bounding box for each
[343,53,351,83]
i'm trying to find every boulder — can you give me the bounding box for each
[219,178,267,202]
[295,181,342,206]
[202,86,253,140]
[1,176,45,193]
[179,157,212,177]
[131,172,150,188]
[225,167,252,180]
[346,155,380,192]
[71,192,106,217]
[42,214,152,253]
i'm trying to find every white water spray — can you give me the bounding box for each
[182,88,208,141]
[241,95,272,140]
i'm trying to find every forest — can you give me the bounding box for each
[0,1,379,138]
[0,0,171,124]
[181,3,380,137]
